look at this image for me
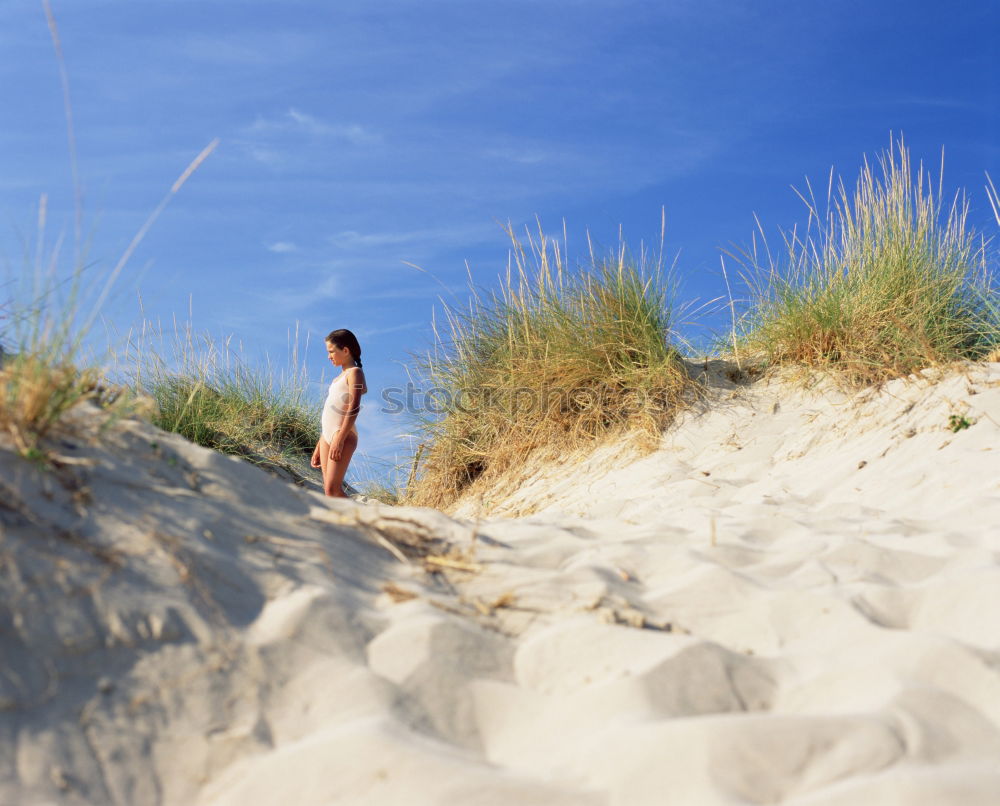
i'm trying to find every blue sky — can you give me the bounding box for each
[1,0,997,484]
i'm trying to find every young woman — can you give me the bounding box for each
[311,328,367,497]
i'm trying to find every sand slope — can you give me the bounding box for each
[2,363,999,804]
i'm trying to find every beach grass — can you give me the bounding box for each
[6,118,999,497]
[354,471,405,505]
[734,139,1000,385]
[405,222,692,509]
[118,319,321,479]
[2,5,324,484]
[984,173,1000,363]
[343,452,411,504]
[0,22,218,461]
[0,349,101,458]
[0,196,135,458]
[0,288,322,481]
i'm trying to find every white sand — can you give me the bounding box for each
[2,363,999,805]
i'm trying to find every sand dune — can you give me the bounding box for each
[2,363,999,804]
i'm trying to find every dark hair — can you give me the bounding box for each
[326,328,363,368]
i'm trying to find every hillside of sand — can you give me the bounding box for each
[2,362,999,805]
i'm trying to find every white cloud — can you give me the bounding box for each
[360,320,426,339]
[246,109,380,146]
[234,109,380,169]
[328,222,498,252]
[484,147,551,165]
[267,241,298,254]
[245,145,285,168]
[179,32,317,67]
[329,230,424,249]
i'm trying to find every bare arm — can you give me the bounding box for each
[338,367,366,433]
[330,368,366,460]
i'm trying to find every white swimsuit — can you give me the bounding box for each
[322,371,360,443]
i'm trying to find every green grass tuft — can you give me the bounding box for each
[737,139,1000,385]
[405,222,692,509]
[119,321,321,480]
[0,197,136,457]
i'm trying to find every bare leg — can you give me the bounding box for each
[324,431,358,497]
[318,438,332,492]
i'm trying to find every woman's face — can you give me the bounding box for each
[326,341,350,367]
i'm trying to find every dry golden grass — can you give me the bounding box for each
[0,112,216,460]
[404,222,694,510]
[1,1,217,461]
[737,139,1000,386]
[0,353,98,456]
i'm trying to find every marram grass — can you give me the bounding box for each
[0,351,99,457]
[119,320,320,475]
[6,137,999,500]
[0,201,135,458]
[0,121,216,459]
[405,224,692,509]
[737,140,1000,385]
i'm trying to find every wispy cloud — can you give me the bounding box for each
[328,230,423,249]
[179,32,317,67]
[360,320,427,339]
[244,145,286,168]
[483,147,551,165]
[234,108,381,170]
[267,241,298,254]
[246,108,380,146]
[328,222,500,253]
